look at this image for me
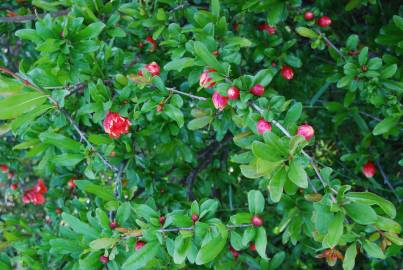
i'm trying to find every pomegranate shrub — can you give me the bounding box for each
[0,1,402,269]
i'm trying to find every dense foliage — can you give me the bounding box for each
[0,1,402,269]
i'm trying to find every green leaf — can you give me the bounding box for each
[0,75,24,96]
[284,103,302,125]
[247,190,265,215]
[164,104,184,128]
[322,212,344,248]
[88,134,113,145]
[367,57,382,70]
[164,58,196,72]
[343,243,357,270]
[116,202,131,224]
[0,92,47,120]
[39,131,82,153]
[11,104,53,132]
[195,225,228,265]
[61,213,98,239]
[384,232,403,246]
[122,242,160,270]
[346,192,396,218]
[253,69,274,87]
[173,235,192,264]
[211,0,220,17]
[252,141,283,162]
[380,64,397,79]
[76,22,106,40]
[287,160,308,189]
[75,180,115,201]
[89,238,119,250]
[255,227,268,260]
[193,41,225,73]
[52,153,84,167]
[187,116,211,130]
[375,216,401,234]
[270,251,285,269]
[230,213,252,224]
[295,27,318,39]
[267,2,285,25]
[15,29,42,44]
[363,240,385,259]
[268,167,287,202]
[393,15,403,31]
[358,47,368,65]
[372,117,399,136]
[224,37,253,47]
[344,202,377,225]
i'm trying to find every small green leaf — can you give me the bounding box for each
[322,212,344,248]
[284,102,302,125]
[344,202,377,225]
[187,116,211,130]
[295,27,318,39]
[164,104,184,128]
[288,160,308,189]
[372,117,399,136]
[252,141,283,162]
[346,192,396,218]
[247,190,265,215]
[122,242,160,270]
[62,213,98,239]
[75,180,115,201]
[230,213,252,224]
[211,0,220,17]
[195,225,228,265]
[358,47,368,65]
[269,251,285,270]
[193,41,225,73]
[89,238,119,250]
[343,243,357,270]
[0,92,47,120]
[380,64,397,79]
[255,227,268,260]
[164,58,196,72]
[253,69,274,87]
[268,167,287,202]
[76,22,106,40]
[363,240,385,259]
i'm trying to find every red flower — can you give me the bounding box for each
[257,119,272,134]
[68,178,77,189]
[199,69,216,88]
[212,91,228,111]
[135,241,145,250]
[99,255,109,264]
[297,124,315,141]
[139,62,160,77]
[227,86,240,100]
[249,242,256,251]
[281,66,294,80]
[229,246,240,258]
[10,183,18,190]
[362,161,376,178]
[317,16,332,28]
[145,36,157,51]
[34,179,47,193]
[251,215,263,226]
[250,84,265,96]
[103,112,131,139]
[258,23,269,31]
[232,23,239,31]
[0,164,9,173]
[266,26,276,35]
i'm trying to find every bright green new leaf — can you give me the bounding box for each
[288,160,308,189]
[295,27,318,39]
[247,190,265,215]
[255,227,268,260]
[344,202,377,225]
[268,167,287,202]
[322,212,344,248]
[89,238,119,250]
[61,213,98,239]
[343,243,357,270]
[0,92,47,120]
[122,242,160,270]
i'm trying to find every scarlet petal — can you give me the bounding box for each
[35,179,47,193]
[362,161,376,178]
[103,112,131,139]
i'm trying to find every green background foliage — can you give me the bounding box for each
[0,0,402,269]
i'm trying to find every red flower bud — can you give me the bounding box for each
[362,161,376,178]
[139,62,160,77]
[281,66,294,80]
[159,215,166,225]
[103,112,131,139]
[250,84,265,96]
[68,178,77,189]
[191,214,199,222]
[304,11,314,21]
[212,91,228,111]
[10,183,18,190]
[0,164,9,173]
[361,65,368,72]
[212,50,219,56]
[229,246,240,258]
[109,221,118,229]
[271,61,277,67]
[256,119,272,135]
[135,241,145,251]
[232,23,239,31]
[266,26,276,35]
[297,124,315,141]
[99,255,109,264]
[258,23,269,31]
[249,242,256,251]
[199,69,216,88]
[8,172,14,179]
[227,86,240,100]
[317,16,332,28]
[55,208,62,214]
[251,215,263,227]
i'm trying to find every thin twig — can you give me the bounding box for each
[314,29,345,61]
[375,160,401,203]
[0,9,69,23]
[167,87,208,101]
